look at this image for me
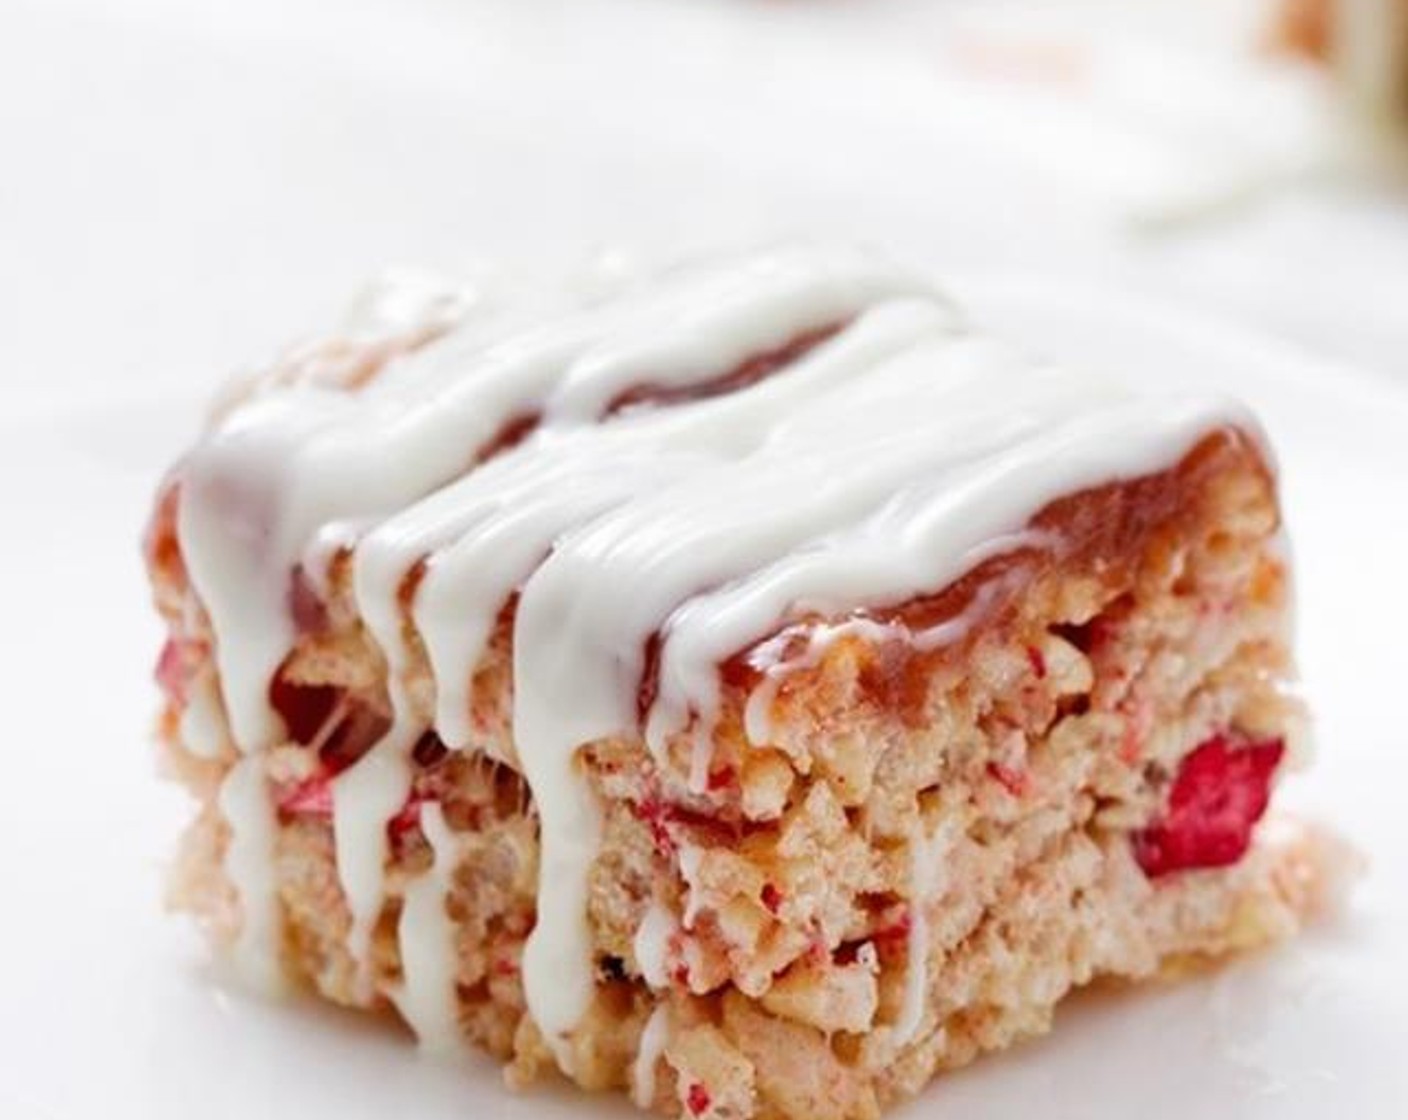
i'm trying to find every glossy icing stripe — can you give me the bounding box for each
[392,803,463,1052]
[632,1004,671,1109]
[216,755,285,995]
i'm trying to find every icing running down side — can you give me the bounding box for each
[170,248,1255,1074]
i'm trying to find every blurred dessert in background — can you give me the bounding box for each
[1276,0,1408,141]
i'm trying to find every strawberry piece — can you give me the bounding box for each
[388,796,424,839]
[287,566,330,634]
[987,761,1029,798]
[634,794,677,857]
[685,1083,712,1117]
[872,908,912,953]
[279,777,334,816]
[411,732,449,768]
[706,765,736,792]
[155,638,198,705]
[632,794,739,857]
[268,675,339,746]
[1132,733,1285,878]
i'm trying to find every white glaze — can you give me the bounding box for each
[171,247,1256,1070]
[181,672,231,760]
[215,756,285,994]
[633,901,677,991]
[676,848,707,932]
[631,1004,671,1110]
[392,803,463,1053]
[332,738,413,978]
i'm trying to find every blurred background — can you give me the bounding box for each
[3,0,1406,409]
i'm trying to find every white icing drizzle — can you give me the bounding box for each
[215,756,285,994]
[631,1004,671,1110]
[392,803,463,1053]
[171,247,1259,1068]
[179,247,929,755]
[331,738,412,976]
[181,672,231,760]
[634,900,678,990]
[676,847,707,932]
[332,499,434,977]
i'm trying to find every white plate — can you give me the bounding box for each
[0,286,1405,1119]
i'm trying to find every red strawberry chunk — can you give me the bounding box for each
[388,795,424,838]
[634,795,677,856]
[685,1083,712,1117]
[287,566,330,634]
[706,765,736,792]
[987,761,1029,798]
[1132,733,1285,878]
[279,777,334,816]
[872,908,912,951]
[268,675,339,746]
[155,637,205,705]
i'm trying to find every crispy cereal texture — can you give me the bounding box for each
[150,430,1337,1119]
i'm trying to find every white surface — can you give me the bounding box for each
[1,0,1407,1115]
[0,283,1404,1119]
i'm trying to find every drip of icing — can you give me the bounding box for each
[631,1004,671,1110]
[181,673,231,760]
[332,739,413,975]
[676,848,707,932]
[686,731,712,796]
[172,247,1265,1070]
[331,506,435,974]
[216,756,285,994]
[392,803,463,1053]
[633,901,677,990]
